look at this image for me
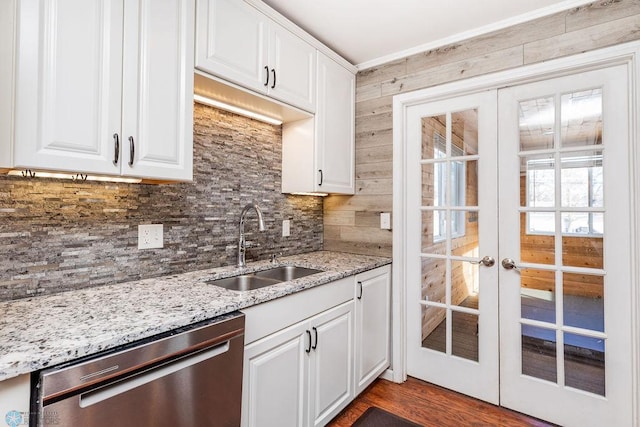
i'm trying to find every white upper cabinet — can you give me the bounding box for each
[196,0,315,113]
[314,52,355,194]
[195,0,268,95]
[268,24,315,112]
[13,0,124,176]
[282,52,355,195]
[10,0,194,181]
[121,0,194,181]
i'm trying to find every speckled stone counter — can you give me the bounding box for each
[0,251,390,381]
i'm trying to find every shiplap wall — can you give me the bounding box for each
[323,0,640,257]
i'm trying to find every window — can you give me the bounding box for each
[433,133,466,242]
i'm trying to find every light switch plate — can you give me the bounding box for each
[282,220,291,237]
[138,224,163,249]
[380,212,391,230]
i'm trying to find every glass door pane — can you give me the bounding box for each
[517,89,606,395]
[420,109,481,363]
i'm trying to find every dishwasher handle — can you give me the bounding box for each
[79,341,230,408]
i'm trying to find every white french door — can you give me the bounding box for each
[405,90,500,404]
[404,64,633,426]
[497,65,632,426]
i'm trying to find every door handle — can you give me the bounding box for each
[318,169,323,186]
[357,281,363,299]
[264,65,269,87]
[271,68,276,89]
[113,133,120,165]
[305,330,312,353]
[501,258,519,270]
[471,256,495,267]
[311,327,318,350]
[128,136,135,167]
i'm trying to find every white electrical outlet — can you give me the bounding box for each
[138,224,163,249]
[380,212,391,230]
[282,219,291,237]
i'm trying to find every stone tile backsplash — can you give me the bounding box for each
[0,104,323,301]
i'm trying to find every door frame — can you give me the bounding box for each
[391,40,640,423]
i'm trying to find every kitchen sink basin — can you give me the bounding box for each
[254,266,323,282]
[207,275,281,292]
[206,266,323,292]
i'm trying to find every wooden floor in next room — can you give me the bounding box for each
[328,377,554,427]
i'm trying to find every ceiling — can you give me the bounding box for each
[261,0,594,69]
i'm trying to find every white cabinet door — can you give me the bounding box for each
[121,0,194,181]
[308,301,354,427]
[13,0,124,175]
[354,266,391,394]
[315,53,355,194]
[242,321,308,427]
[281,54,355,195]
[195,0,268,94]
[268,24,315,113]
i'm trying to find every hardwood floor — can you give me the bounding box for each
[328,377,555,427]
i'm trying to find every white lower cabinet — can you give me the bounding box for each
[354,265,391,394]
[0,374,31,424]
[241,265,391,427]
[307,302,354,426]
[242,301,354,427]
[243,319,308,427]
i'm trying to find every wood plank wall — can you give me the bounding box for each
[323,0,640,257]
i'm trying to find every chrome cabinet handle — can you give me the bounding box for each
[113,133,120,165]
[264,65,269,86]
[501,258,519,270]
[357,281,363,300]
[271,68,276,89]
[311,327,318,350]
[471,256,495,267]
[128,136,135,167]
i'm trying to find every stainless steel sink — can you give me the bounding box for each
[254,266,323,282]
[207,275,281,292]
[206,266,323,292]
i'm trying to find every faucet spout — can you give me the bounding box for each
[237,203,266,268]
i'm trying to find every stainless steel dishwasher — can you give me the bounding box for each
[35,312,245,427]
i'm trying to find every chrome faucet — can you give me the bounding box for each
[237,203,266,268]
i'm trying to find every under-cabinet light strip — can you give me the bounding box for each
[6,170,142,183]
[290,192,329,197]
[193,94,283,126]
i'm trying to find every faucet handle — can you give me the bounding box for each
[271,252,283,264]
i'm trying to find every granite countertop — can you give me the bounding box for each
[0,251,390,381]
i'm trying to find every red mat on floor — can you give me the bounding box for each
[351,407,423,427]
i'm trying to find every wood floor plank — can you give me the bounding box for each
[328,377,555,427]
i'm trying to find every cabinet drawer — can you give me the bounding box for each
[242,276,352,344]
